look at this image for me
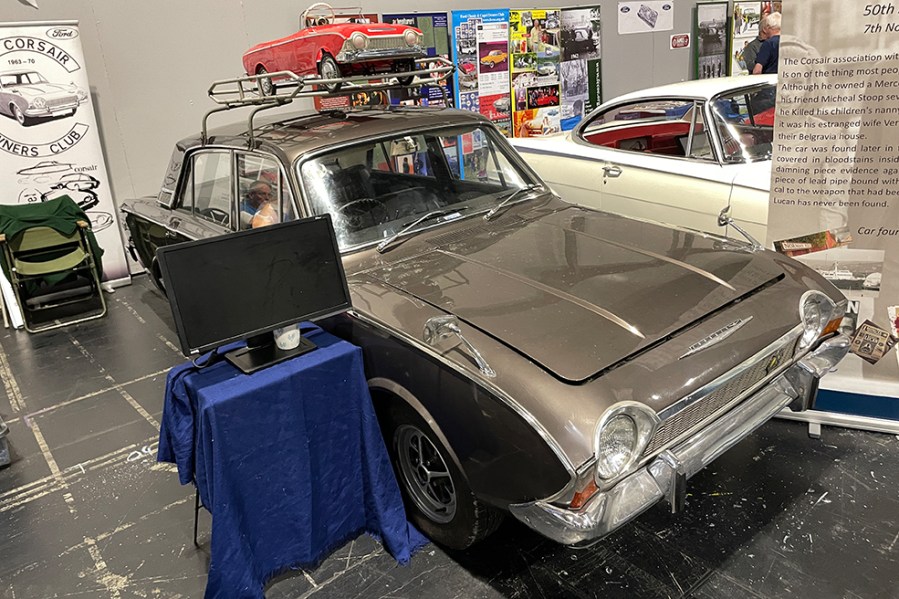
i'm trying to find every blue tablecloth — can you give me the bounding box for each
[157,326,427,599]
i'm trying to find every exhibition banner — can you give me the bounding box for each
[510,9,561,138]
[0,20,130,326]
[381,12,453,107]
[559,6,601,131]
[768,3,899,420]
[451,10,511,135]
[617,1,673,35]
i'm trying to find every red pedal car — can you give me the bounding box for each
[242,3,425,93]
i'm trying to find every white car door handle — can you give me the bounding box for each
[603,165,622,178]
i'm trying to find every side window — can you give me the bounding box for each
[177,151,233,228]
[236,153,295,230]
[578,99,706,158]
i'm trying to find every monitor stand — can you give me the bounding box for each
[224,332,317,374]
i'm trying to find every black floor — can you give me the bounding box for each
[1,275,897,599]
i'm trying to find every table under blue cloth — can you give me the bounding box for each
[157,326,427,599]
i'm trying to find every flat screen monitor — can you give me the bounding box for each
[156,214,351,373]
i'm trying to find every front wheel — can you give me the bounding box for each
[395,59,415,86]
[382,402,503,549]
[318,54,342,92]
[12,104,33,126]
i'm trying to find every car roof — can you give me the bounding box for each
[605,75,777,105]
[164,108,490,189]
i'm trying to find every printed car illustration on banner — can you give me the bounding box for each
[122,105,849,551]
[0,70,87,126]
[511,75,777,240]
[479,49,508,68]
[242,3,424,93]
[40,173,100,210]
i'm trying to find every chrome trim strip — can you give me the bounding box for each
[776,408,899,436]
[348,309,578,481]
[440,249,645,339]
[679,316,752,359]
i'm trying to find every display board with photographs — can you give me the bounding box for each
[510,9,562,138]
[559,6,601,130]
[694,2,729,79]
[730,2,761,75]
[451,9,512,135]
[382,12,453,106]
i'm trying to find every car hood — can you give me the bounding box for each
[13,83,76,97]
[362,205,784,383]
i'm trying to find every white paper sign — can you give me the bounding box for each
[617,1,674,35]
[0,21,130,288]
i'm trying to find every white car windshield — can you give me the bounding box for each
[299,124,540,250]
[709,84,776,163]
[1,72,48,86]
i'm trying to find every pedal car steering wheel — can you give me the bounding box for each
[302,2,336,27]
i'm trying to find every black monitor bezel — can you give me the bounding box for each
[156,214,351,357]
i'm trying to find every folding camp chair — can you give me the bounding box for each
[0,220,106,333]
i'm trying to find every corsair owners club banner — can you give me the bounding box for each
[0,21,131,311]
[767,3,899,423]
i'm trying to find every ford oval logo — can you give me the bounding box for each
[620,6,630,13]
[662,3,672,9]
[46,26,78,39]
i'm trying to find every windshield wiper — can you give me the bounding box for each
[484,184,544,221]
[376,208,465,253]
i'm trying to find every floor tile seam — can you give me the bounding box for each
[2,368,170,426]
[0,436,157,511]
[105,374,161,430]
[0,340,25,412]
[59,493,195,558]
[294,548,386,599]
[112,295,183,356]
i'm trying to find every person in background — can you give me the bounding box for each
[240,180,279,229]
[753,12,781,74]
[742,18,769,74]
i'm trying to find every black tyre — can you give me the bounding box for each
[381,401,503,549]
[11,104,33,127]
[318,54,342,92]
[395,59,415,86]
[255,65,274,96]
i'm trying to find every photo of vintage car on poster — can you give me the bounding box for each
[0,70,88,127]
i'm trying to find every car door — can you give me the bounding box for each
[575,98,736,235]
[168,150,235,247]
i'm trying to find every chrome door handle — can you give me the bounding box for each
[603,165,622,178]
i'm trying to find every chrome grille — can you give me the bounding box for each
[366,36,406,51]
[46,95,77,109]
[644,337,798,456]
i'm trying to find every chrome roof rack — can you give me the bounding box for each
[202,56,455,146]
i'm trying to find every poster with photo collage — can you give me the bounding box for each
[559,6,601,131]
[381,12,453,107]
[694,2,729,80]
[451,9,512,135]
[510,9,562,138]
[730,2,762,75]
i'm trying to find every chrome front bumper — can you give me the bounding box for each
[509,333,850,546]
[337,47,424,64]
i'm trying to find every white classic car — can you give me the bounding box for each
[511,76,777,242]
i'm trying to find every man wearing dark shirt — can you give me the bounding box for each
[742,21,768,73]
[753,12,781,74]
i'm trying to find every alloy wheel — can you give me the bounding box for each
[395,424,456,523]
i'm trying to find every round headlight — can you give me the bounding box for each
[403,29,420,46]
[596,414,637,479]
[799,290,836,350]
[351,33,367,50]
[30,97,46,109]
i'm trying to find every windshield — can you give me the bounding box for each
[709,84,776,163]
[299,124,539,250]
